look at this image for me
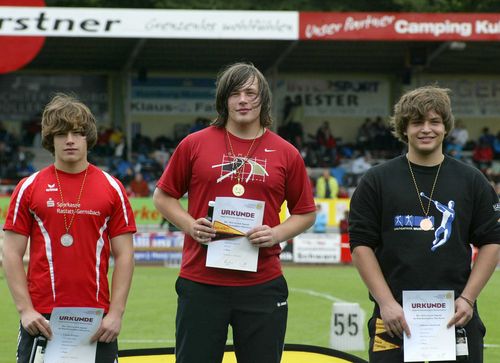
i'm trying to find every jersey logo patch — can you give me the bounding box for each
[47,198,55,207]
[46,183,58,192]
[212,154,269,184]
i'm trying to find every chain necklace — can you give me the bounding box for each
[54,165,89,246]
[225,127,262,196]
[407,156,442,231]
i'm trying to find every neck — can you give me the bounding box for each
[225,122,263,139]
[406,151,444,166]
[54,160,89,173]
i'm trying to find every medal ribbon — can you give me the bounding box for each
[407,156,442,218]
[54,165,89,238]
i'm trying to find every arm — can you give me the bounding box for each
[91,232,134,343]
[153,187,215,244]
[351,245,410,338]
[448,243,500,328]
[2,231,52,338]
[247,211,316,248]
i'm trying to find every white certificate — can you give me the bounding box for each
[44,307,104,363]
[206,197,265,272]
[403,290,455,362]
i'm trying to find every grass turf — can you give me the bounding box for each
[1,265,499,362]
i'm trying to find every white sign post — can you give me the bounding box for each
[330,302,365,351]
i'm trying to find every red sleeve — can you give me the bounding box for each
[3,177,34,236]
[156,136,192,199]
[285,148,316,215]
[107,177,137,238]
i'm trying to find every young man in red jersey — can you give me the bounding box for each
[153,62,316,363]
[2,94,136,363]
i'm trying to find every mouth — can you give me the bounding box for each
[237,108,252,112]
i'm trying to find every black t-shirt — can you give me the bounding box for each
[349,154,500,303]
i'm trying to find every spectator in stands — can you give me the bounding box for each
[492,131,500,159]
[479,126,495,148]
[153,62,316,363]
[349,85,500,363]
[316,121,337,164]
[313,204,327,233]
[339,209,349,235]
[473,139,494,173]
[315,169,339,198]
[446,119,469,160]
[2,93,136,363]
[128,171,150,197]
[189,117,210,134]
[356,118,372,151]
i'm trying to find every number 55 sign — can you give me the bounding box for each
[330,302,366,351]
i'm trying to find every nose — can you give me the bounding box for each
[65,132,76,143]
[421,121,432,132]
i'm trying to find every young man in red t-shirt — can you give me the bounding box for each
[2,94,136,363]
[153,62,316,362]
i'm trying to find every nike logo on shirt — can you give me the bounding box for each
[264,148,276,152]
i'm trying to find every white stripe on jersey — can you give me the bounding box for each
[13,171,39,225]
[33,211,56,302]
[95,217,109,301]
[102,170,129,226]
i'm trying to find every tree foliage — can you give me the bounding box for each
[44,0,500,12]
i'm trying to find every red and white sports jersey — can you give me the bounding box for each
[3,164,136,313]
[157,126,316,286]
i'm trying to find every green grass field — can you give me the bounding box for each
[1,265,499,362]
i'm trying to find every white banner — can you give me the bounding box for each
[277,78,391,117]
[293,233,341,263]
[414,75,500,117]
[0,7,298,39]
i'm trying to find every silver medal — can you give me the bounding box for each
[61,233,74,247]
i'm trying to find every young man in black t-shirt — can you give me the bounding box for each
[349,86,500,363]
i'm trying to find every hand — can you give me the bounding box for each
[190,218,216,244]
[91,313,121,343]
[447,297,474,328]
[379,301,411,339]
[21,309,52,339]
[247,225,278,248]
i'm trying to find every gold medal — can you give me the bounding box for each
[232,183,245,197]
[420,218,433,231]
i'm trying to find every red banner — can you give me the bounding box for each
[300,12,500,41]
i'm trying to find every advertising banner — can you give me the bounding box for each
[131,77,216,116]
[0,7,298,40]
[300,12,500,41]
[413,75,500,117]
[277,78,390,117]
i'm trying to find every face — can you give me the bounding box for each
[226,77,262,129]
[53,130,88,167]
[406,110,445,159]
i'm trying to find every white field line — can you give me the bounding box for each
[290,287,345,303]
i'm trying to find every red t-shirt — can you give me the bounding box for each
[3,164,136,313]
[157,126,315,286]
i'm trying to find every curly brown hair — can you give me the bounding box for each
[41,93,97,154]
[390,85,455,144]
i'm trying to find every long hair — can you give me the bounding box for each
[41,93,98,154]
[212,62,273,128]
[390,85,454,143]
